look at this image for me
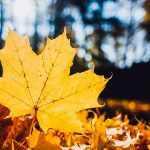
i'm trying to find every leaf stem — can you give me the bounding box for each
[29,109,37,135]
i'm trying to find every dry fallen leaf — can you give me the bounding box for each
[0,29,109,133]
[27,127,61,150]
[112,131,140,148]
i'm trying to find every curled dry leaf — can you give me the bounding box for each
[27,127,61,150]
[112,131,140,148]
[0,29,109,133]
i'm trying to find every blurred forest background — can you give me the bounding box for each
[0,0,150,103]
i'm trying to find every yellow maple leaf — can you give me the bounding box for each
[0,29,109,133]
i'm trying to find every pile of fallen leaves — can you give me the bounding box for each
[0,29,149,150]
[0,106,150,150]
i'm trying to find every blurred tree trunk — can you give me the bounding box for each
[53,0,65,36]
[32,0,39,52]
[0,0,4,48]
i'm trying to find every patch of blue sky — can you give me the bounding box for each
[12,0,36,35]
[37,22,50,37]
[72,22,85,45]
[89,2,100,11]
[77,48,86,58]
[102,1,116,18]
[101,43,116,63]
